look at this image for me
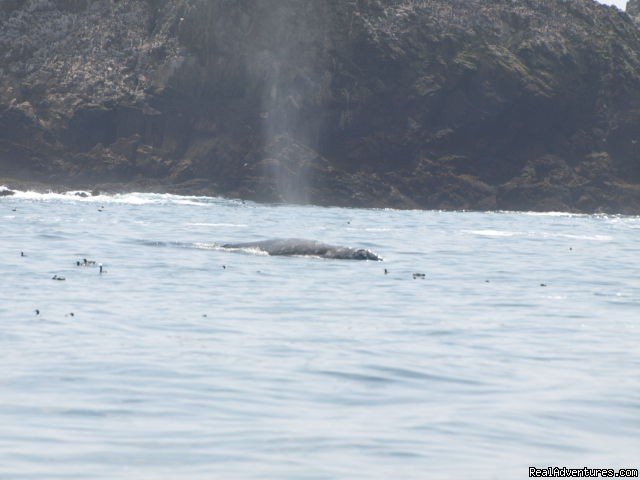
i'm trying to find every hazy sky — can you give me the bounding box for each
[599,0,627,9]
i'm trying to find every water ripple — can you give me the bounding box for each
[1,192,639,479]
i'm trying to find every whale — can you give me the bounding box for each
[221,238,382,261]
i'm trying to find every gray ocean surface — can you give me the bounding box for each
[0,190,638,479]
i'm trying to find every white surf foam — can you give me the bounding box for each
[464,229,519,237]
[5,189,231,207]
[464,229,613,242]
[187,223,249,228]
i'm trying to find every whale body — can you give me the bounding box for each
[221,238,382,261]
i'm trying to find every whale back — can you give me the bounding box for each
[222,238,382,261]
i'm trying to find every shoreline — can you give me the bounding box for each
[2,176,639,216]
[0,177,223,199]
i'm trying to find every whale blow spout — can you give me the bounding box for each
[222,239,382,261]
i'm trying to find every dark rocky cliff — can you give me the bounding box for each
[2,0,640,212]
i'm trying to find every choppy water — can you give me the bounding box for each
[1,189,639,479]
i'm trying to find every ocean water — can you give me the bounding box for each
[0,189,638,479]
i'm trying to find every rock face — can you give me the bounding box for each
[1,0,640,212]
[628,0,640,22]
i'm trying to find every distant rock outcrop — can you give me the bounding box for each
[1,0,640,213]
[628,0,640,22]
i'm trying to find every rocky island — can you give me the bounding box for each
[1,0,640,213]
